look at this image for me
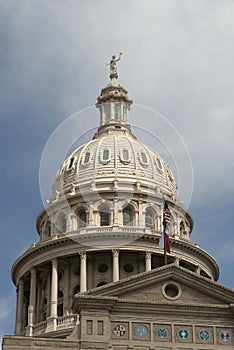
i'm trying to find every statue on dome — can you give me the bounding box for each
[108,52,123,80]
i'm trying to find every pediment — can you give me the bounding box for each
[85,264,234,306]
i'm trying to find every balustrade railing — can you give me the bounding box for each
[33,320,47,335]
[57,314,77,328]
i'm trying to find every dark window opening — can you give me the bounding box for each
[100,210,110,226]
[123,207,133,226]
[123,263,134,273]
[84,152,90,164]
[78,210,87,228]
[68,157,74,169]
[145,211,154,228]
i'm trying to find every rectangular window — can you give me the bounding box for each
[98,320,104,335]
[86,320,93,335]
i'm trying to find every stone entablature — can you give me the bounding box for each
[11,233,219,286]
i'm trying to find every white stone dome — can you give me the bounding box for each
[50,78,179,202]
[52,130,178,201]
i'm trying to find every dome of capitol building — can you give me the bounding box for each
[10,61,220,341]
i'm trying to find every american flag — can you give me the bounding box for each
[159,196,171,254]
[163,198,171,227]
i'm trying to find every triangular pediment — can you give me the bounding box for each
[81,264,234,306]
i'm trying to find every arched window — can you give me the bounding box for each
[68,157,74,170]
[78,210,87,228]
[123,206,133,226]
[145,210,154,228]
[100,208,110,226]
[60,216,66,233]
[84,151,90,164]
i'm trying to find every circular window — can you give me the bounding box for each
[97,281,108,287]
[97,263,109,274]
[162,282,181,300]
[123,262,134,273]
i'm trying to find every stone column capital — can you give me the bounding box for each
[79,251,87,260]
[112,249,119,258]
[145,251,152,259]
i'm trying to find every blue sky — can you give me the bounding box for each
[1,0,234,341]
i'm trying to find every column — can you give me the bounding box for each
[28,268,37,336]
[46,258,58,332]
[145,251,152,272]
[80,252,87,292]
[15,278,24,335]
[138,202,144,227]
[113,198,119,226]
[112,249,119,282]
[46,272,51,317]
[50,258,58,318]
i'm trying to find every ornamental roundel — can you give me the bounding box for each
[177,328,189,340]
[219,330,231,343]
[156,326,169,339]
[113,324,126,337]
[135,325,148,338]
[198,329,210,342]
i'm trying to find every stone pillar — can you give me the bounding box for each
[88,206,94,226]
[46,258,58,332]
[15,278,24,335]
[28,268,37,336]
[145,251,152,272]
[46,272,51,317]
[112,249,119,282]
[80,252,87,292]
[50,258,58,317]
[138,202,144,227]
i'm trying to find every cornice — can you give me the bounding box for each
[11,232,219,285]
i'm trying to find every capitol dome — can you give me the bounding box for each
[52,127,178,203]
[11,65,219,341]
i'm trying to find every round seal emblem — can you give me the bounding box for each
[135,325,147,338]
[178,328,189,340]
[219,330,231,343]
[156,326,169,339]
[113,324,126,337]
[198,329,210,342]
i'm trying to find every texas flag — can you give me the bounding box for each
[159,197,171,253]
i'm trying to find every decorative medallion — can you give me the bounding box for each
[156,326,169,339]
[113,324,126,337]
[198,329,210,342]
[135,325,147,338]
[219,330,231,343]
[178,328,189,340]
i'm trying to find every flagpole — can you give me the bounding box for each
[163,224,167,265]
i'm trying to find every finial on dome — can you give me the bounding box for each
[107,52,123,81]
